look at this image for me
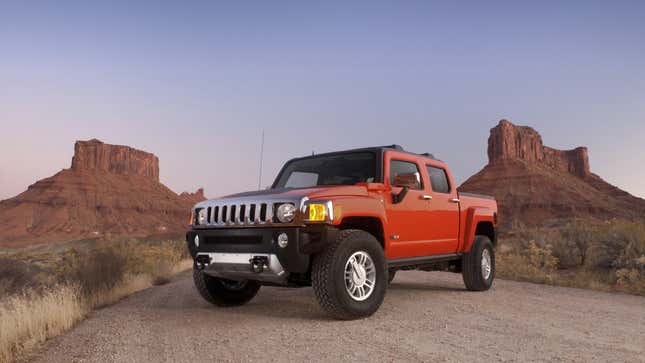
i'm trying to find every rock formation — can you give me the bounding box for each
[488,120,591,178]
[179,188,206,205]
[0,140,205,248]
[460,120,645,229]
[71,139,160,181]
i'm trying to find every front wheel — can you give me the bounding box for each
[462,235,495,291]
[312,229,387,320]
[193,267,261,306]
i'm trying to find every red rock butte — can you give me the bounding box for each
[488,120,590,178]
[0,139,205,248]
[460,120,645,229]
[71,139,160,181]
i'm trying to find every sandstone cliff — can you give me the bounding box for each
[71,139,160,181]
[460,120,645,229]
[0,140,205,247]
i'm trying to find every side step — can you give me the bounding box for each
[387,253,462,269]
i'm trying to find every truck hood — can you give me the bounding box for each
[196,185,369,207]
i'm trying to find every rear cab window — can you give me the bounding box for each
[426,165,451,193]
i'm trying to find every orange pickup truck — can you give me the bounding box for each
[187,145,498,319]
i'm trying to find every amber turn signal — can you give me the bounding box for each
[308,203,327,221]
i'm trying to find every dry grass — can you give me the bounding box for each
[497,220,645,295]
[0,239,192,363]
[0,285,82,363]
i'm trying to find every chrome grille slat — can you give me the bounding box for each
[229,205,234,225]
[243,203,251,224]
[235,204,243,225]
[265,204,273,224]
[255,204,262,224]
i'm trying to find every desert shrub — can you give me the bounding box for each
[119,240,187,280]
[69,247,128,297]
[548,221,594,268]
[615,268,645,295]
[498,220,645,295]
[0,259,47,297]
[527,241,559,271]
[497,240,559,284]
[586,221,645,271]
[549,236,579,269]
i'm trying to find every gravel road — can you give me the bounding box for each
[33,271,644,363]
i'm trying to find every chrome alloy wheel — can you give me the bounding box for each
[344,251,377,301]
[481,248,492,280]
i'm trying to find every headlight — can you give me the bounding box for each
[276,203,296,223]
[305,201,333,223]
[197,208,207,225]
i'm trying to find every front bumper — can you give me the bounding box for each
[195,252,288,284]
[186,225,336,283]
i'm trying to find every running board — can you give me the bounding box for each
[387,253,462,268]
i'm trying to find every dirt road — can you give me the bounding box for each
[33,271,644,362]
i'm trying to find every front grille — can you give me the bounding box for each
[201,202,274,227]
[203,235,263,245]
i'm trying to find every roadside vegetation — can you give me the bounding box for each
[497,220,645,296]
[0,238,191,363]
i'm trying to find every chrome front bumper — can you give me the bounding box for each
[195,252,287,284]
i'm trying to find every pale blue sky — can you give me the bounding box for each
[1,1,644,200]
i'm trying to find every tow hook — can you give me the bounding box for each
[195,255,211,271]
[250,256,269,273]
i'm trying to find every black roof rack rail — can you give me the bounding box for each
[381,144,404,151]
[383,145,437,160]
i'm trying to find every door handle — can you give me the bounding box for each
[420,195,433,200]
[450,198,460,203]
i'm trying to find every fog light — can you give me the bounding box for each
[194,235,200,248]
[277,233,289,248]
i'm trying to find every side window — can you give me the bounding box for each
[426,166,451,193]
[390,160,423,190]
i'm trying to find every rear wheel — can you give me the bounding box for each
[462,235,495,291]
[312,229,387,320]
[193,267,260,306]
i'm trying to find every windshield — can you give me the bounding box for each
[273,152,378,189]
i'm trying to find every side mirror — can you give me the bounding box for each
[391,172,420,204]
[391,186,408,204]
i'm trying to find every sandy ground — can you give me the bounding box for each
[32,271,644,363]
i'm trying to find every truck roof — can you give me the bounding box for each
[303,145,439,162]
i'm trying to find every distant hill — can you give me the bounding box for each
[0,139,205,248]
[459,120,645,229]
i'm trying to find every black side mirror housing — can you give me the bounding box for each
[391,186,409,204]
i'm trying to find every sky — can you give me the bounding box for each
[1,0,644,200]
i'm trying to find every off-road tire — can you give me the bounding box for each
[312,229,387,320]
[388,269,397,284]
[193,267,261,307]
[462,235,495,291]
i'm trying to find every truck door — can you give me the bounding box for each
[422,164,460,254]
[384,153,437,259]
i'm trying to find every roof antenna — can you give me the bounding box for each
[258,130,264,190]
